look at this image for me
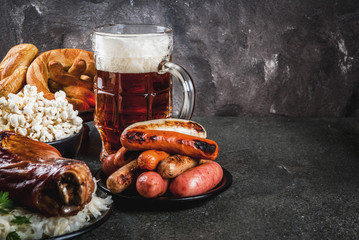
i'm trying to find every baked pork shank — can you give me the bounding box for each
[0,131,94,216]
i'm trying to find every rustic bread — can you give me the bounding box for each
[0,44,38,97]
[26,48,96,110]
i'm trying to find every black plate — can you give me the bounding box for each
[95,167,232,205]
[47,125,84,158]
[46,188,113,240]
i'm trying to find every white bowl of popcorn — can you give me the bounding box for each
[0,85,84,157]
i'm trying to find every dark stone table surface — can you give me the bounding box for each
[76,117,359,239]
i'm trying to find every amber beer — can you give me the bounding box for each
[94,70,172,155]
[93,24,195,160]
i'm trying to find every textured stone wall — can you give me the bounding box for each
[1,0,359,117]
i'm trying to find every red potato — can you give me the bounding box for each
[137,150,170,170]
[136,171,169,198]
[169,160,223,197]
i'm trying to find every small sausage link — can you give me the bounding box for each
[157,154,199,179]
[137,150,170,171]
[102,147,140,176]
[102,154,116,176]
[106,159,142,194]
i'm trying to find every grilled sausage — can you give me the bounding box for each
[106,159,142,194]
[136,171,169,198]
[102,147,140,176]
[137,150,170,171]
[157,154,199,178]
[124,118,207,138]
[102,154,116,176]
[121,129,219,160]
[169,160,223,197]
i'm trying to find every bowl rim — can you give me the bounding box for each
[46,125,84,144]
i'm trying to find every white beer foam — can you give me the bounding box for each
[93,34,173,73]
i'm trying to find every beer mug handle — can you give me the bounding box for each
[158,61,195,120]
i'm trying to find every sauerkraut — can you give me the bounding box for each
[0,181,112,240]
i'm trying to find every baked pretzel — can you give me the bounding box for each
[0,44,38,97]
[26,48,96,110]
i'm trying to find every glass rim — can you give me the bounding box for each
[93,24,173,37]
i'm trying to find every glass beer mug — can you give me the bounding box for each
[92,24,195,160]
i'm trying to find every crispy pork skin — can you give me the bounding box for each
[0,131,94,216]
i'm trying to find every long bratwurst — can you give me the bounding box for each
[120,129,219,160]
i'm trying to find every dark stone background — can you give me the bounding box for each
[1,0,359,117]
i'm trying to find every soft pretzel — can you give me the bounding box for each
[26,48,96,110]
[0,44,38,97]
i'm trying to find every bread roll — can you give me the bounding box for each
[0,44,38,97]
